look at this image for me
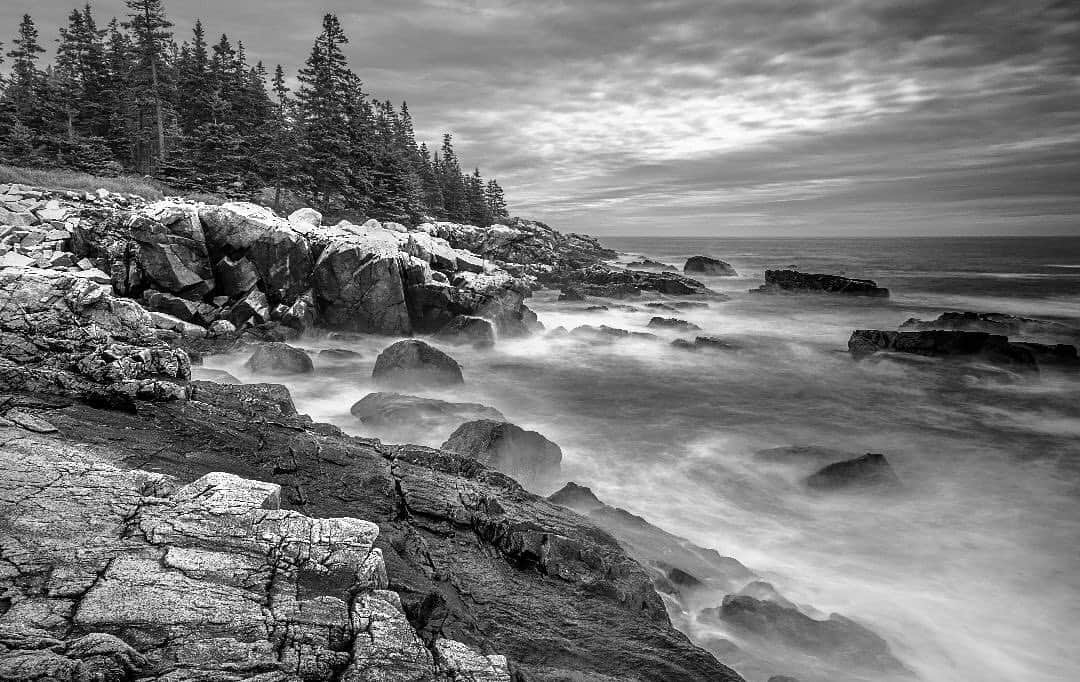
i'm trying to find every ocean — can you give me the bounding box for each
[202,236,1080,682]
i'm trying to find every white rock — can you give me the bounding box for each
[0,251,33,267]
[73,268,112,285]
[288,207,322,227]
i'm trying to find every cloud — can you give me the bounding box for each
[4,0,1079,234]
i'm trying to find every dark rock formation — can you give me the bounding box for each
[372,339,464,386]
[441,419,562,490]
[628,259,677,271]
[684,256,737,276]
[648,317,702,331]
[806,453,901,491]
[704,595,907,673]
[672,335,738,351]
[351,392,505,431]
[558,286,586,301]
[900,311,1078,341]
[752,270,889,297]
[319,347,363,361]
[433,315,496,348]
[244,342,314,375]
[571,325,659,342]
[542,264,720,299]
[849,329,1078,370]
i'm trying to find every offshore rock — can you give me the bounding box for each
[441,419,563,491]
[752,270,889,297]
[648,317,702,331]
[244,342,315,375]
[372,339,464,387]
[805,453,902,491]
[899,311,1078,341]
[542,263,717,298]
[848,329,1079,369]
[351,392,505,432]
[684,256,737,276]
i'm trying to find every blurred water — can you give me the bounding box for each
[203,236,1080,682]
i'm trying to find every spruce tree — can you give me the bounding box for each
[123,0,173,171]
[418,142,444,218]
[485,179,509,220]
[439,133,467,222]
[5,15,46,123]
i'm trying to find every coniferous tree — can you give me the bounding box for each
[486,178,508,220]
[417,142,444,218]
[5,15,46,123]
[123,0,173,171]
[439,133,467,222]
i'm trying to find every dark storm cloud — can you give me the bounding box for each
[3,0,1079,234]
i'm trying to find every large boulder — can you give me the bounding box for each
[244,342,314,375]
[130,203,215,296]
[752,270,889,297]
[805,453,901,491]
[441,419,562,490]
[351,392,505,432]
[684,256,737,276]
[372,339,464,386]
[434,315,496,348]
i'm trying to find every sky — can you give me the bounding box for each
[3,0,1080,236]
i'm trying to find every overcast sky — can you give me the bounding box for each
[4,0,1079,235]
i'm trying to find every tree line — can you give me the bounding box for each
[0,2,510,225]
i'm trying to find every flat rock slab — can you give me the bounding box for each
[4,408,59,433]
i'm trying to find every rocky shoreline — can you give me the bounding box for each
[2,181,1078,681]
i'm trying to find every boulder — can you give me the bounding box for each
[805,453,901,491]
[351,392,505,431]
[214,255,259,297]
[848,329,1078,369]
[372,339,464,386]
[751,270,889,297]
[244,342,314,375]
[684,256,737,276]
[288,206,322,227]
[441,419,562,490]
[648,317,702,331]
[899,311,1077,341]
[129,203,215,297]
[671,335,738,351]
[542,263,717,298]
[703,595,907,673]
[627,259,676,271]
[434,315,496,348]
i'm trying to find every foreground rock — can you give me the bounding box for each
[900,311,1078,341]
[0,429,510,680]
[0,380,738,681]
[703,595,908,674]
[849,329,1079,370]
[684,256,737,276]
[805,453,901,491]
[441,419,563,491]
[372,339,464,386]
[244,341,314,375]
[351,392,505,431]
[752,270,889,297]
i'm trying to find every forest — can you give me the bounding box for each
[0,1,511,225]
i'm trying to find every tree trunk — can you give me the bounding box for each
[147,4,166,168]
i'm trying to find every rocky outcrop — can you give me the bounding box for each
[848,329,1079,369]
[312,239,417,334]
[672,335,739,351]
[900,311,1078,341]
[0,423,510,680]
[542,264,719,298]
[805,453,901,491]
[372,339,464,386]
[351,392,505,432]
[684,256,737,276]
[627,258,676,271]
[751,270,889,297]
[702,595,908,674]
[441,419,562,490]
[244,342,314,375]
[0,376,741,681]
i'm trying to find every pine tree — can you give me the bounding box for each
[295,13,356,212]
[465,167,492,226]
[5,15,46,123]
[176,20,213,132]
[486,179,508,220]
[55,5,108,139]
[439,133,467,222]
[417,142,444,218]
[123,0,173,171]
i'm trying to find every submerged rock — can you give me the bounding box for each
[805,453,901,491]
[627,258,677,271]
[372,339,464,386]
[351,392,505,431]
[704,595,908,673]
[244,342,314,375]
[752,270,889,297]
[441,419,562,490]
[672,335,738,351]
[648,316,702,330]
[900,311,1078,341]
[684,256,737,276]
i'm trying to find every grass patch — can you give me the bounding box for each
[0,164,172,200]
